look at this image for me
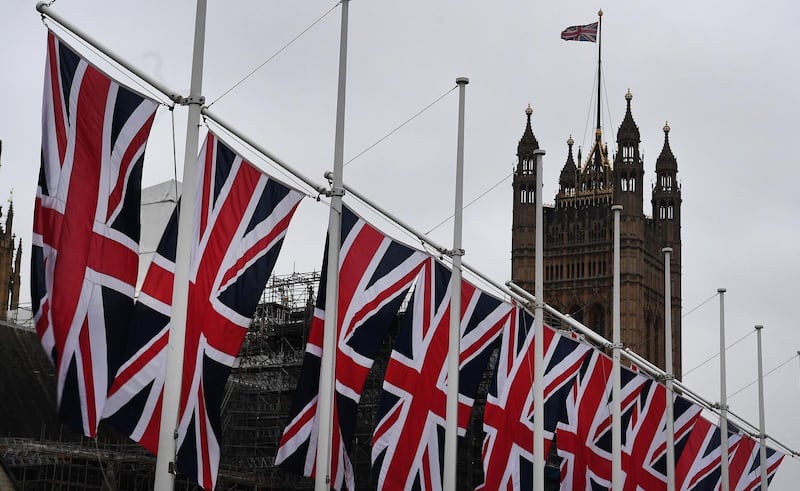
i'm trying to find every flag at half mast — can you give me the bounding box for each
[561,22,599,42]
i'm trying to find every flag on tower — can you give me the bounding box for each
[560,22,599,42]
[32,30,159,437]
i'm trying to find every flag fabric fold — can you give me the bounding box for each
[560,22,599,42]
[103,131,303,489]
[276,204,428,490]
[32,30,159,437]
[371,257,512,491]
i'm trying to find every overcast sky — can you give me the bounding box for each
[3,0,800,486]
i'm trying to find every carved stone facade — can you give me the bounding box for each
[0,141,22,320]
[511,93,683,376]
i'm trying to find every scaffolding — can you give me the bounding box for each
[218,270,319,489]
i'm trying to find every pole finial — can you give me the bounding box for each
[598,9,603,17]
[717,287,727,293]
[755,324,764,331]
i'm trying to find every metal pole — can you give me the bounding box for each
[154,0,207,489]
[611,204,623,491]
[35,2,183,104]
[596,10,603,134]
[533,148,546,490]
[315,1,349,489]
[755,324,769,489]
[719,288,730,491]
[443,76,469,491]
[663,247,675,491]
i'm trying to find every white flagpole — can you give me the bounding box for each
[443,76,469,491]
[663,247,675,491]
[154,0,207,489]
[755,324,769,489]
[315,0,349,488]
[611,203,623,491]
[533,148,546,491]
[719,288,730,491]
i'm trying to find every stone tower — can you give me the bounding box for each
[0,141,22,320]
[510,92,682,376]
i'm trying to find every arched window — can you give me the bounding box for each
[522,158,534,175]
[622,145,634,165]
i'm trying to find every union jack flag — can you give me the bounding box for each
[477,307,591,490]
[675,416,732,490]
[556,349,615,489]
[557,350,699,490]
[32,31,158,437]
[619,381,701,490]
[728,429,784,491]
[276,204,428,490]
[560,21,599,42]
[103,131,303,489]
[372,257,512,490]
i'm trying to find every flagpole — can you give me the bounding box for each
[316,0,349,488]
[596,9,603,136]
[533,148,546,491]
[719,288,730,491]
[663,247,675,491]
[611,203,622,491]
[443,76,469,491]
[755,324,769,489]
[154,0,207,489]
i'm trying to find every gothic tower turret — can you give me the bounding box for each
[510,93,684,377]
[613,90,644,216]
[651,122,682,376]
[511,105,540,288]
[9,239,21,313]
[556,136,578,205]
[652,122,681,237]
